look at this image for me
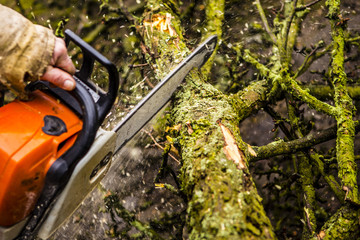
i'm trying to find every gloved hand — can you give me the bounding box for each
[41,37,76,91]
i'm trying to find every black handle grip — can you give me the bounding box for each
[64,29,119,123]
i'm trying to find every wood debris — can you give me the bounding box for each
[186,121,194,135]
[143,13,178,37]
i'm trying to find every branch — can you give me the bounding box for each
[285,77,337,117]
[139,0,276,238]
[294,36,359,79]
[200,0,225,76]
[230,80,269,122]
[310,153,345,202]
[317,204,360,238]
[284,0,298,52]
[307,84,360,100]
[254,0,277,44]
[251,125,337,161]
[239,48,337,116]
[327,0,359,204]
[296,0,324,11]
[294,40,328,79]
[251,126,347,202]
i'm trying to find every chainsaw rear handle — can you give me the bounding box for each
[64,29,119,124]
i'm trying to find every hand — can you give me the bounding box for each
[40,37,76,91]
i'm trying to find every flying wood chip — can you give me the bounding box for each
[218,121,246,169]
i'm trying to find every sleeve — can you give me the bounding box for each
[0,4,56,99]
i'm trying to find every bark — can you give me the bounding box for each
[138,0,276,239]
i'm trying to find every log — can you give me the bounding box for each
[138,0,276,238]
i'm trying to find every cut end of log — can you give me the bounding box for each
[218,120,246,169]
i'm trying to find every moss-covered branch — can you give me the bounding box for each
[230,80,269,122]
[310,153,345,202]
[307,84,360,100]
[200,0,224,76]
[298,153,318,239]
[251,125,337,161]
[315,204,360,239]
[238,48,337,117]
[326,0,359,204]
[172,75,275,239]
[254,0,277,44]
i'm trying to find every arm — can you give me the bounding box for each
[0,5,75,99]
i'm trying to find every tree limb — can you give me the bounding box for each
[254,0,277,44]
[326,0,359,204]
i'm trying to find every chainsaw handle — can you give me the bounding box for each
[64,29,119,124]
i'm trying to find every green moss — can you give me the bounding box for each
[170,74,275,239]
[317,205,360,239]
[230,80,269,122]
[200,0,225,77]
[326,0,359,204]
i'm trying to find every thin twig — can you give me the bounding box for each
[294,41,325,79]
[145,77,155,88]
[129,63,149,68]
[284,0,298,52]
[142,129,180,164]
[296,0,323,11]
[264,106,293,140]
[254,0,277,44]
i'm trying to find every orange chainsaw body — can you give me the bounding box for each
[0,90,82,227]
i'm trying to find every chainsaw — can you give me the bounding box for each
[0,29,217,240]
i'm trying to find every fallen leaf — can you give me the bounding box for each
[218,121,246,169]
